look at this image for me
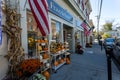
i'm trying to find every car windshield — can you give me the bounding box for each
[105,38,114,42]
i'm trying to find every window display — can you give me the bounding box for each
[51,20,61,42]
[28,31,37,57]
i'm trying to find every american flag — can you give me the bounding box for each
[28,0,50,36]
[86,28,92,36]
[80,21,89,36]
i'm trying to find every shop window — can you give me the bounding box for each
[51,20,61,42]
[28,31,37,57]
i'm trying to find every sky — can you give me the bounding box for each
[90,0,120,30]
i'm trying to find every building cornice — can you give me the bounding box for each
[67,0,92,28]
[68,0,85,20]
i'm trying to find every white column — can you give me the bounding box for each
[20,0,28,53]
[88,36,90,43]
[72,27,75,53]
[80,31,82,45]
[48,14,52,43]
[83,32,86,48]
[60,23,63,43]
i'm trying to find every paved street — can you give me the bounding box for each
[49,43,120,80]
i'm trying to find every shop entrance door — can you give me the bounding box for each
[63,24,73,52]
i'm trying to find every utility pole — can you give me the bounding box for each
[97,0,103,44]
[97,15,99,40]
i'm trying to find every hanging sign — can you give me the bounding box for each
[47,0,73,23]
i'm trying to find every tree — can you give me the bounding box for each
[100,20,114,39]
[101,21,113,32]
[102,33,110,39]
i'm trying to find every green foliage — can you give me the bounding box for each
[93,30,104,39]
[101,21,113,32]
[102,33,110,39]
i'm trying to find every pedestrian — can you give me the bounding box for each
[99,39,103,50]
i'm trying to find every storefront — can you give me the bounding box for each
[47,0,74,52]
[63,24,73,52]
[74,20,85,52]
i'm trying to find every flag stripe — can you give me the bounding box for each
[33,0,48,34]
[37,0,50,33]
[33,0,49,34]
[81,22,89,36]
[81,22,87,30]
[29,0,46,36]
[28,0,50,36]
[37,0,48,26]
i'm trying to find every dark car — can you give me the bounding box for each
[113,38,120,61]
[112,38,120,70]
[103,38,115,49]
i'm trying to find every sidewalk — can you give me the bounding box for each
[49,43,120,80]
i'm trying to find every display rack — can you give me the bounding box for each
[20,37,51,80]
[50,50,66,72]
[50,41,71,73]
[36,37,51,73]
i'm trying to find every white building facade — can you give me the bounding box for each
[0,0,93,79]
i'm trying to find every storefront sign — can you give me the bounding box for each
[47,0,73,23]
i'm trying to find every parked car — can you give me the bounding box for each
[103,38,115,49]
[113,37,120,60]
[112,37,120,70]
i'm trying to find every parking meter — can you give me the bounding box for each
[105,46,113,56]
[105,45,113,80]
